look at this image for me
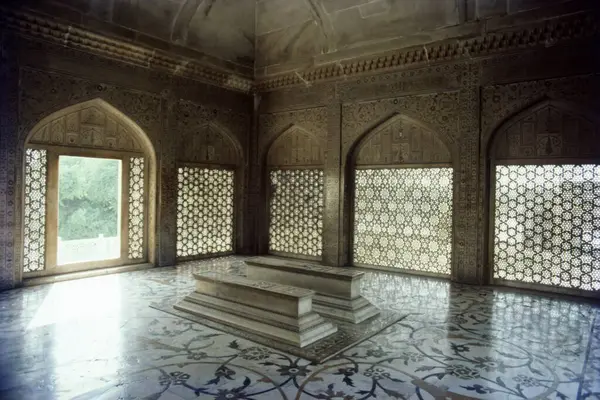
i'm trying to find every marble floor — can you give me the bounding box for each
[0,257,598,400]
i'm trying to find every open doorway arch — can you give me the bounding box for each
[21,98,157,278]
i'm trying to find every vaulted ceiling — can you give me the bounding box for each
[10,0,591,78]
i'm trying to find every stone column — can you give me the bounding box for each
[246,93,264,255]
[453,63,483,284]
[0,30,20,290]
[321,103,347,267]
[156,95,178,267]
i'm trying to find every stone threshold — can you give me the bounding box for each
[22,263,154,287]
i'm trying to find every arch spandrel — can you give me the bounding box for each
[492,100,600,161]
[354,113,451,166]
[178,122,242,166]
[266,125,325,167]
[27,102,144,153]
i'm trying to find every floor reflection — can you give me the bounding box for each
[0,256,597,399]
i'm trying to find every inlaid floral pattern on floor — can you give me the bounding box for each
[0,256,598,399]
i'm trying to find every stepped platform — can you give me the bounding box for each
[245,257,380,323]
[174,272,337,348]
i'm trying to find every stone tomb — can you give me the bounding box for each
[174,271,337,347]
[245,257,380,324]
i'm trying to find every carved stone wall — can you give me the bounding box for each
[258,107,328,158]
[482,74,600,295]
[29,106,143,152]
[174,100,249,165]
[254,107,327,255]
[173,100,250,255]
[493,101,600,161]
[256,43,599,292]
[266,126,325,167]
[0,33,252,290]
[355,114,452,165]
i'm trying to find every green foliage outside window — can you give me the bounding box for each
[58,156,121,241]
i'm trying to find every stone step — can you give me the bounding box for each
[245,257,380,324]
[175,271,337,348]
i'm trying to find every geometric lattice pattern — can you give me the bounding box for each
[353,168,453,275]
[176,167,234,258]
[23,148,48,273]
[128,157,145,260]
[269,169,323,257]
[494,164,600,291]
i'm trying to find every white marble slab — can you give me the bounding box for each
[175,271,337,347]
[245,257,380,323]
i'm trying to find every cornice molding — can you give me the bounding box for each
[0,7,254,93]
[2,7,599,95]
[255,10,600,92]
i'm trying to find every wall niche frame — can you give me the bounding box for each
[20,98,158,280]
[264,124,326,261]
[175,121,245,261]
[346,112,459,279]
[485,98,600,298]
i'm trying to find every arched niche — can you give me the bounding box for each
[490,99,600,162]
[22,98,157,278]
[178,121,243,166]
[487,99,600,297]
[175,120,245,260]
[352,113,452,166]
[348,113,456,278]
[264,124,325,260]
[266,124,325,167]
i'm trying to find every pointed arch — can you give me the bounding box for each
[489,99,600,162]
[486,98,600,296]
[347,112,456,278]
[21,98,157,278]
[350,113,453,166]
[178,120,244,166]
[25,98,156,160]
[266,124,325,167]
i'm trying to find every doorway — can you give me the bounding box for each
[57,155,122,266]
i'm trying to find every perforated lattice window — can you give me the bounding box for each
[494,164,600,291]
[176,167,234,258]
[353,168,453,275]
[128,157,145,259]
[23,148,47,273]
[269,169,323,257]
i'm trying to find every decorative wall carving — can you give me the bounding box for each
[29,105,144,152]
[355,114,451,165]
[1,2,599,296]
[342,92,459,160]
[178,123,240,165]
[481,74,600,288]
[256,107,327,256]
[1,8,253,93]
[259,107,328,158]
[482,75,600,143]
[493,101,600,160]
[255,12,600,91]
[19,69,163,146]
[267,125,325,166]
[174,100,248,164]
